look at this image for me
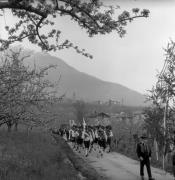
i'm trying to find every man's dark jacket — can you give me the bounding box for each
[136,142,151,160]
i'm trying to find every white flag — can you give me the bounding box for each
[83,118,86,129]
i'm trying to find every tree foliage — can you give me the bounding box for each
[143,106,164,150]
[0,48,58,131]
[0,0,149,58]
[145,41,175,156]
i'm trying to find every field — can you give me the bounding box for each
[0,129,105,180]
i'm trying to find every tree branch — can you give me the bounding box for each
[57,0,101,29]
[56,8,96,33]
[35,16,48,49]
[0,1,47,18]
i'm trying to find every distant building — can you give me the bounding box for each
[92,99,121,106]
[109,111,145,125]
[85,112,111,126]
[108,99,120,106]
[93,100,103,105]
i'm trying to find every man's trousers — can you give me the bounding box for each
[140,158,152,178]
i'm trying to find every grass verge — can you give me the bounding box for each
[53,135,107,180]
[0,130,84,180]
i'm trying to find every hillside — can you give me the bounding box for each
[26,52,146,106]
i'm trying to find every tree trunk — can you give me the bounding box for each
[154,138,159,161]
[14,122,18,131]
[7,123,12,132]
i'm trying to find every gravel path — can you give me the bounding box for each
[86,151,174,180]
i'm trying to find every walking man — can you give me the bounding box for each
[172,148,175,180]
[136,134,155,180]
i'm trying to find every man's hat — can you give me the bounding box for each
[140,133,148,139]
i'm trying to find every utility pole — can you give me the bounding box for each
[162,96,167,171]
[157,58,168,172]
[162,86,169,171]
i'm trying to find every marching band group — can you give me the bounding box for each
[52,123,113,158]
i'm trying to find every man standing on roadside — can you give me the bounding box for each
[136,134,155,180]
[172,148,175,180]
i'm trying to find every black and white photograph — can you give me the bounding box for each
[0,0,175,179]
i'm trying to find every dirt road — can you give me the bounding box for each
[84,151,174,180]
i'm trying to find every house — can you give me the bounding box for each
[85,112,111,126]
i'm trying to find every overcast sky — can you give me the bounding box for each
[1,0,175,94]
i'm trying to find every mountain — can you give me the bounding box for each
[27,52,146,106]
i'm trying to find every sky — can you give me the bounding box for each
[1,0,175,94]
